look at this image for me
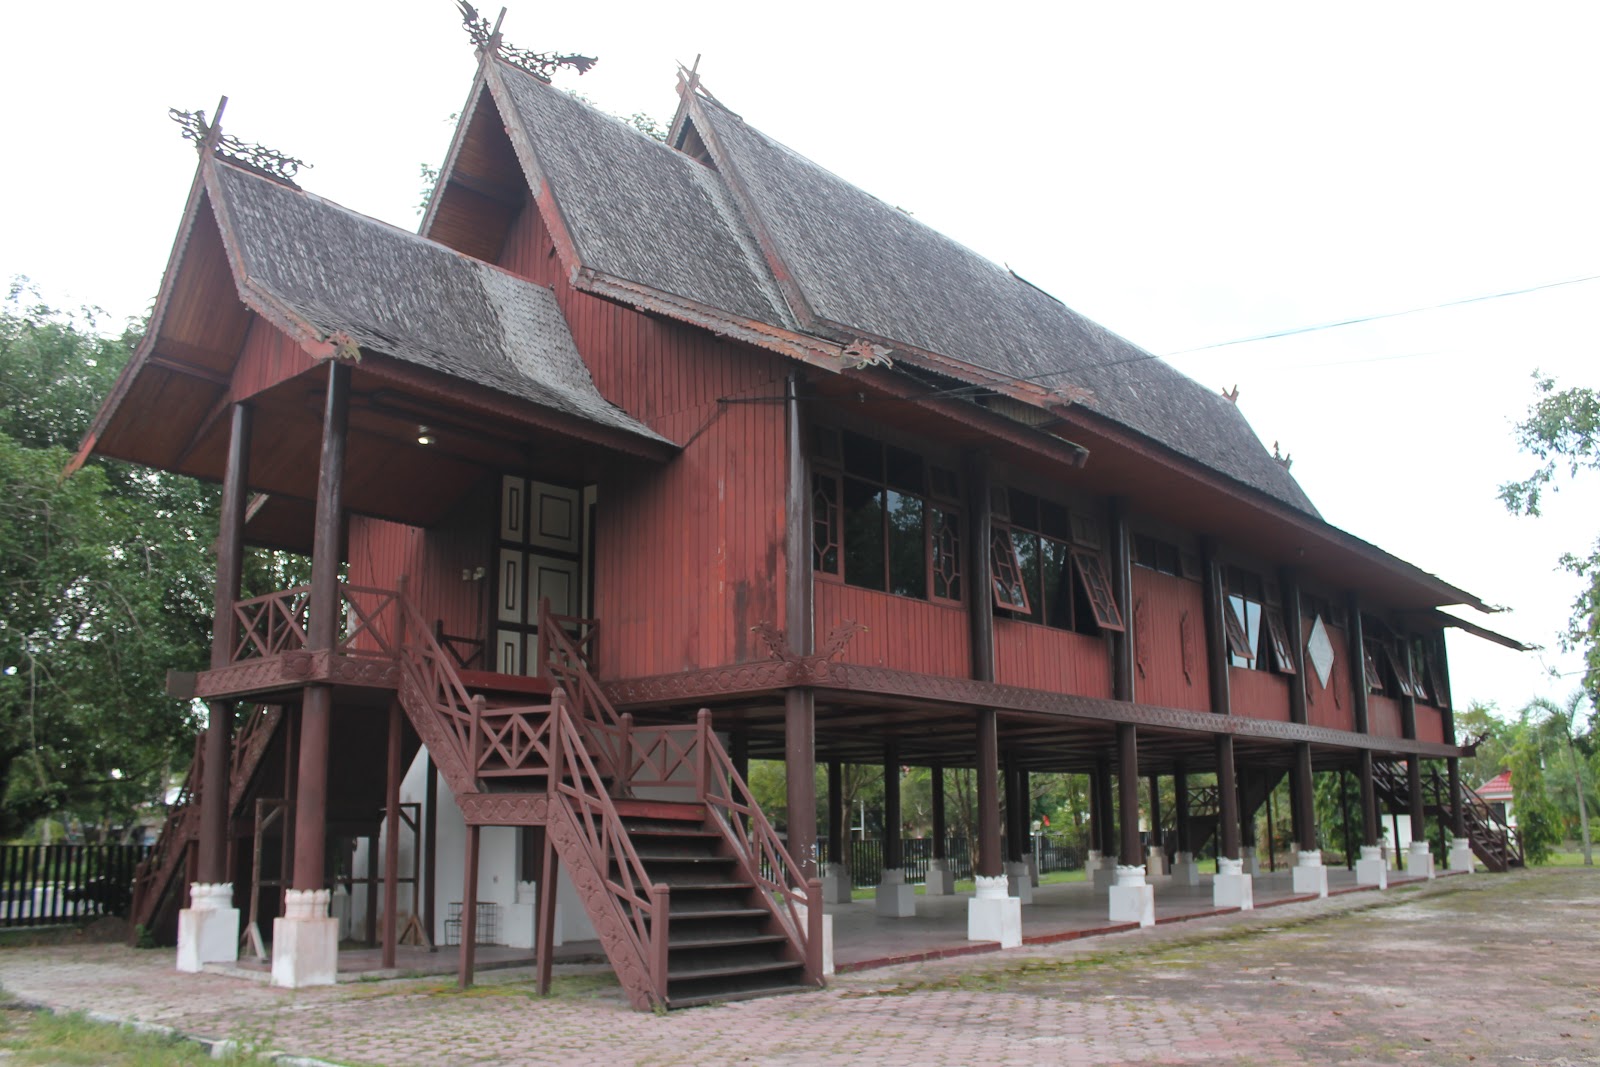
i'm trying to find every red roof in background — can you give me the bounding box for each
[1477,771,1513,799]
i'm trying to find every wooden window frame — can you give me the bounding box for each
[1224,595,1255,662]
[1362,641,1384,692]
[1264,606,1297,674]
[990,528,1031,613]
[1070,547,1125,632]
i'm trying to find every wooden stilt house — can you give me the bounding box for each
[76,32,1526,1008]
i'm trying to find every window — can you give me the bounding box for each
[992,487,1123,633]
[1132,534,1182,576]
[813,428,961,603]
[1225,566,1264,668]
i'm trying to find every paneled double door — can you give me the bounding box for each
[494,475,591,677]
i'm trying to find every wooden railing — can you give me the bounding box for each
[129,733,202,939]
[230,584,403,664]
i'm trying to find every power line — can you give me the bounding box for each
[1160,272,1600,358]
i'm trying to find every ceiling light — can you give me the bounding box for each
[416,425,435,446]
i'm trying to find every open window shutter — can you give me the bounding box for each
[989,528,1030,613]
[1069,547,1125,632]
[1223,597,1254,661]
[1428,651,1450,709]
[1362,643,1383,692]
[1383,644,1417,698]
[1265,607,1296,674]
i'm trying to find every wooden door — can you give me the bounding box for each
[493,476,583,676]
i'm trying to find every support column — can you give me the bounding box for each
[1400,647,1434,880]
[1447,758,1473,872]
[179,403,250,974]
[782,371,818,882]
[1109,723,1153,925]
[1145,774,1167,877]
[1213,735,1252,909]
[1003,758,1032,903]
[274,363,348,989]
[1092,755,1118,889]
[1171,763,1199,884]
[1355,751,1388,888]
[458,824,480,989]
[784,689,817,880]
[876,741,914,916]
[823,759,851,902]
[1290,743,1327,896]
[382,702,403,967]
[424,756,438,949]
[1238,773,1260,876]
[926,764,955,895]
[968,706,1019,946]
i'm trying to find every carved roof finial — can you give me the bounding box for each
[458,2,596,83]
[169,95,310,186]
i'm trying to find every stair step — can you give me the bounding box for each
[666,981,814,1010]
[667,958,804,984]
[668,904,769,920]
[633,853,737,865]
[612,799,705,822]
[669,933,788,952]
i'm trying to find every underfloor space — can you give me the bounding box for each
[825,867,1446,971]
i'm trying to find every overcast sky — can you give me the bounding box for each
[2,1,1594,722]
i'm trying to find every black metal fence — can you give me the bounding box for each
[818,837,1089,888]
[0,844,150,928]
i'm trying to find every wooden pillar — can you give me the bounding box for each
[730,731,749,783]
[1200,539,1232,718]
[1399,645,1427,838]
[1117,724,1141,866]
[1018,768,1031,855]
[1216,735,1241,861]
[882,741,902,872]
[458,823,479,989]
[1346,595,1380,848]
[199,403,252,887]
[826,760,844,867]
[975,710,1002,878]
[1109,497,1134,703]
[1174,763,1191,855]
[1293,744,1316,849]
[1147,774,1162,850]
[966,448,1002,880]
[381,701,402,968]
[423,756,438,950]
[1357,751,1380,847]
[1095,756,1116,856]
[1447,758,1466,837]
[1002,755,1021,863]
[363,838,379,944]
[292,363,349,894]
[930,765,947,860]
[1239,771,1258,849]
[1339,767,1355,868]
[534,834,559,995]
[782,371,817,880]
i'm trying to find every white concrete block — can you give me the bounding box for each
[175,883,239,973]
[1145,846,1168,878]
[792,902,834,976]
[1292,850,1329,898]
[1108,865,1155,927]
[1005,860,1034,904]
[1213,857,1254,910]
[874,869,916,918]
[821,862,854,904]
[923,858,956,896]
[1092,856,1120,892]
[1168,852,1201,886]
[1239,846,1261,877]
[272,890,339,988]
[1407,842,1435,880]
[1355,845,1389,889]
[1448,838,1475,873]
[967,875,1022,948]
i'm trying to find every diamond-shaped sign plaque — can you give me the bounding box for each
[1307,615,1335,689]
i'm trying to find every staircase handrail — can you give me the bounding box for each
[538,598,626,782]
[545,689,668,1009]
[128,733,203,941]
[390,588,481,786]
[691,709,823,984]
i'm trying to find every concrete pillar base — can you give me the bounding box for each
[504,881,536,950]
[1239,845,1261,877]
[1355,845,1389,889]
[1292,850,1329,898]
[1145,846,1168,879]
[967,875,1022,948]
[1005,860,1034,904]
[1407,842,1435,879]
[924,858,956,896]
[821,863,854,904]
[1025,852,1040,888]
[271,890,338,988]
[1092,856,1119,892]
[1448,838,1475,873]
[176,883,239,973]
[874,869,916,918]
[793,902,834,976]
[1108,865,1155,927]
[1168,852,1201,886]
[1213,857,1254,910]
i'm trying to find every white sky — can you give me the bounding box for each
[2,1,1594,719]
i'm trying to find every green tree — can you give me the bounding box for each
[1525,692,1595,864]
[1500,373,1600,704]
[0,284,218,840]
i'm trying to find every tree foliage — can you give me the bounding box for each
[1500,372,1600,704]
[0,284,217,840]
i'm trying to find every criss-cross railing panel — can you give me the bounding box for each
[231,586,313,662]
[473,701,555,777]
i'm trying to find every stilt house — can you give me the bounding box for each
[76,28,1526,1008]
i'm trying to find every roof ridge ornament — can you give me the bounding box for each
[841,338,894,370]
[458,2,596,83]
[169,96,310,186]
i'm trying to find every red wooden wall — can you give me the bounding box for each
[1414,704,1446,744]
[1368,695,1403,740]
[1229,667,1290,722]
[815,584,969,677]
[992,620,1112,698]
[229,317,316,403]
[1130,570,1209,712]
[1304,619,1356,733]
[499,204,789,677]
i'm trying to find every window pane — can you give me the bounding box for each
[931,506,962,601]
[1042,538,1073,630]
[1070,548,1125,631]
[814,425,842,465]
[843,477,886,591]
[1008,488,1040,532]
[812,472,840,575]
[842,431,883,480]
[990,529,1030,611]
[929,465,960,502]
[886,490,926,598]
[1039,500,1071,542]
[1227,594,1254,667]
[1013,530,1042,622]
[885,445,926,494]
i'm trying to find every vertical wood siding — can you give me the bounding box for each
[1228,667,1291,722]
[1305,620,1356,733]
[1368,695,1404,739]
[498,205,789,677]
[992,619,1113,698]
[1414,704,1445,744]
[813,583,969,677]
[229,317,316,403]
[1130,570,1209,712]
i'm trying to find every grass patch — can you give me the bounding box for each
[0,1007,248,1066]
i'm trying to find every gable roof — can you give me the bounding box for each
[1477,771,1513,800]
[208,161,666,445]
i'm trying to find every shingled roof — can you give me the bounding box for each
[487,62,1316,516]
[209,160,666,445]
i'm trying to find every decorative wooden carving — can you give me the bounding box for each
[1179,610,1195,685]
[1133,596,1149,679]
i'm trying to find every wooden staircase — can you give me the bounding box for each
[390,593,824,1010]
[1371,761,1523,871]
[1175,769,1286,859]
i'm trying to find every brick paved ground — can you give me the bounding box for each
[1,868,1596,1066]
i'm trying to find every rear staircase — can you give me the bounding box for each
[1372,761,1523,871]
